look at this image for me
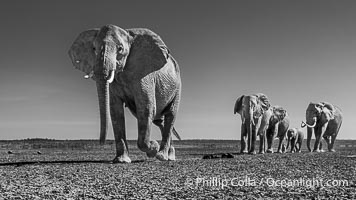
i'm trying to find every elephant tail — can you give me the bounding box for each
[173,127,182,141]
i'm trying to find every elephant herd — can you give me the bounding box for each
[234,93,343,155]
[68,25,343,163]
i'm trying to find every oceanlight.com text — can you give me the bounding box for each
[185,176,349,189]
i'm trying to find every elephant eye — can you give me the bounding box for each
[93,47,98,55]
[118,46,123,53]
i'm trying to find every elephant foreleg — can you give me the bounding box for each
[240,124,248,154]
[266,128,274,153]
[110,98,131,163]
[277,138,283,153]
[314,123,328,152]
[136,109,159,158]
[156,111,176,161]
[259,134,265,154]
[290,138,296,153]
[249,126,257,154]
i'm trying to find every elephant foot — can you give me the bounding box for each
[313,149,321,153]
[297,150,301,153]
[240,150,248,154]
[320,149,325,153]
[259,151,265,154]
[156,150,169,161]
[168,146,176,161]
[266,149,274,153]
[291,150,295,153]
[277,150,283,154]
[146,141,160,158]
[113,155,131,163]
[329,149,336,152]
[248,151,256,155]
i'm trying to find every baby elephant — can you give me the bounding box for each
[286,128,304,153]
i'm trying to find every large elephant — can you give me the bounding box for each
[234,93,271,154]
[301,102,342,152]
[68,25,181,163]
[257,106,289,154]
[286,128,304,153]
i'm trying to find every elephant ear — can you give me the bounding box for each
[321,102,335,119]
[255,93,271,111]
[234,95,245,114]
[321,102,335,120]
[272,106,287,121]
[68,29,99,75]
[125,28,170,72]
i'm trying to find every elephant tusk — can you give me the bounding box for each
[301,121,306,128]
[106,70,115,83]
[84,71,94,79]
[301,117,317,128]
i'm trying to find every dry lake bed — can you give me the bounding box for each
[0,139,355,199]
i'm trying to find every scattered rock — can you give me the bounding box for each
[222,153,234,158]
[203,153,234,159]
[202,154,219,159]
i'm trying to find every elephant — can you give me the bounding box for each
[234,93,271,154]
[301,102,343,152]
[257,106,289,154]
[68,25,182,163]
[286,128,304,153]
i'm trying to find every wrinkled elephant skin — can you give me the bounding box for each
[234,93,270,154]
[68,25,181,163]
[301,102,342,152]
[258,106,289,154]
[287,128,304,153]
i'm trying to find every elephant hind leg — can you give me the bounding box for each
[323,135,331,150]
[297,141,302,152]
[329,135,337,152]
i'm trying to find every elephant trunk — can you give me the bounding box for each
[96,78,110,145]
[306,127,313,152]
[248,106,254,150]
[95,43,118,144]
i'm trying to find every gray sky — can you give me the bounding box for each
[0,0,355,140]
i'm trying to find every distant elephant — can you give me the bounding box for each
[286,128,304,153]
[68,25,181,163]
[257,106,289,154]
[301,102,342,152]
[234,93,271,154]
